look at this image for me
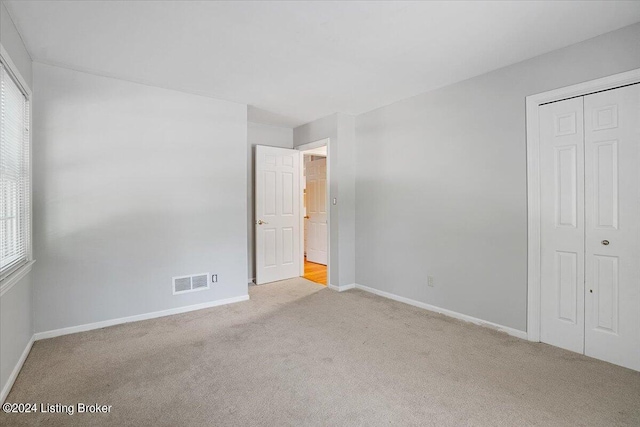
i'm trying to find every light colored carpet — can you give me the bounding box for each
[2,277,639,426]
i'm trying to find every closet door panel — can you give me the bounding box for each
[539,97,585,354]
[584,84,640,371]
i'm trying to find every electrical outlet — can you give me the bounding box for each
[212,274,218,283]
[427,276,434,287]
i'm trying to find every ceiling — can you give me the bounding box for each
[4,1,640,128]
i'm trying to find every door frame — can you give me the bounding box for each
[296,138,330,284]
[526,68,640,342]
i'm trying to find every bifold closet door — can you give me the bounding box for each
[584,84,640,371]
[539,97,586,354]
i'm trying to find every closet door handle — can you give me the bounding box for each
[601,240,610,246]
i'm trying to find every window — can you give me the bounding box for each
[0,59,31,281]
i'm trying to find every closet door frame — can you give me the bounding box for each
[526,68,640,343]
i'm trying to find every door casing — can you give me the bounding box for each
[296,139,331,285]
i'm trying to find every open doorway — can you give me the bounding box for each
[297,140,329,286]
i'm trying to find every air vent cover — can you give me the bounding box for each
[191,274,208,290]
[173,273,210,295]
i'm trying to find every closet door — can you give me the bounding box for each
[584,84,640,371]
[539,97,586,354]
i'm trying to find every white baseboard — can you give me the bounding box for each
[1,335,34,404]
[35,295,250,341]
[328,283,356,292]
[354,284,527,340]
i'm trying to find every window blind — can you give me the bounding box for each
[0,61,30,280]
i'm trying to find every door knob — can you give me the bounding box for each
[256,220,269,225]
[601,240,610,246]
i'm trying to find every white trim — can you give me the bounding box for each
[295,138,330,152]
[296,138,331,284]
[355,284,528,340]
[300,145,327,157]
[525,68,640,343]
[0,260,35,297]
[328,283,355,292]
[0,335,34,404]
[34,295,249,340]
[298,150,305,276]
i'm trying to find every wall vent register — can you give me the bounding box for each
[172,273,210,295]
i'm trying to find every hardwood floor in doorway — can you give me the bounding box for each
[303,258,327,285]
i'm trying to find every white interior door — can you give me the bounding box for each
[584,84,640,371]
[255,145,300,285]
[539,97,586,354]
[305,157,327,265]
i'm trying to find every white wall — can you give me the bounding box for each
[247,122,293,281]
[0,0,33,402]
[32,63,248,333]
[336,115,356,286]
[294,113,356,287]
[0,1,31,87]
[355,23,640,332]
